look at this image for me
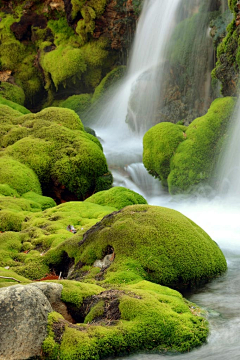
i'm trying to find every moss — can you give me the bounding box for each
[0,196,41,213]
[78,205,227,289]
[43,280,208,358]
[0,184,20,198]
[0,104,23,123]
[2,106,110,199]
[0,96,30,114]
[41,45,87,90]
[143,123,187,186]
[167,97,236,193]
[92,66,126,103]
[22,191,56,211]
[23,107,84,131]
[85,187,148,210]
[84,300,105,323]
[0,82,25,105]
[60,94,92,116]
[0,266,31,288]
[0,156,42,195]
[0,232,23,267]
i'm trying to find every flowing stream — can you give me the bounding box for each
[89,0,240,358]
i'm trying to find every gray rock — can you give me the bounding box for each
[0,284,53,360]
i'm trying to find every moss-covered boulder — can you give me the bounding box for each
[60,94,92,117]
[74,205,227,290]
[43,280,208,358]
[0,105,112,201]
[0,156,42,196]
[143,97,236,193]
[21,192,56,211]
[143,122,187,186]
[85,186,147,210]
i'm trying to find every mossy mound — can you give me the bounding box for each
[91,66,126,103]
[22,192,56,211]
[143,97,236,194]
[143,122,187,187]
[0,200,116,280]
[75,205,227,290]
[43,280,208,358]
[60,94,92,117]
[0,96,30,114]
[0,105,112,201]
[0,267,31,288]
[0,82,25,105]
[0,156,42,196]
[85,186,148,210]
[168,97,236,193]
[0,184,20,198]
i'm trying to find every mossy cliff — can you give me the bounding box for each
[0,1,137,109]
[0,104,112,202]
[143,97,236,194]
[212,0,240,95]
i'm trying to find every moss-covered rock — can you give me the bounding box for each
[0,156,42,196]
[75,205,227,290]
[168,97,236,193]
[0,106,112,201]
[143,122,187,186]
[0,267,31,288]
[0,82,25,105]
[143,97,236,193]
[85,186,147,210]
[43,280,208,358]
[60,94,92,117]
[0,96,30,114]
[91,66,126,103]
[22,192,56,211]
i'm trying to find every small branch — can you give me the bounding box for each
[0,276,21,283]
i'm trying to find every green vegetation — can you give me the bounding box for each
[0,82,25,105]
[0,105,112,200]
[43,280,208,358]
[76,205,227,289]
[92,66,126,103]
[85,186,147,210]
[60,94,92,116]
[143,123,186,186]
[143,97,236,193]
[0,157,42,196]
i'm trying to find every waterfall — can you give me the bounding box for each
[216,102,240,197]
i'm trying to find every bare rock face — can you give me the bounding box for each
[0,283,61,360]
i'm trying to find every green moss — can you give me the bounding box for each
[1,126,29,147]
[0,184,20,197]
[85,187,147,210]
[0,156,42,195]
[78,205,227,289]
[41,45,87,90]
[0,196,41,213]
[92,66,126,103]
[0,232,22,267]
[143,123,187,186]
[168,97,236,193]
[84,300,104,323]
[0,82,25,105]
[43,280,208,358]
[0,104,23,123]
[61,94,92,116]
[0,96,30,114]
[22,192,56,211]
[0,266,31,288]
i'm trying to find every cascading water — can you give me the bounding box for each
[216,101,240,197]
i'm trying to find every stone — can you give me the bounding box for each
[0,284,53,359]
